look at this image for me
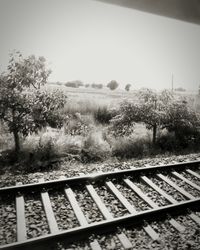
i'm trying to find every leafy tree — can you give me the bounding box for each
[110,88,200,147]
[107,80,119,90]
[110,89,173,143]
[109,102,139,137]
[136,89,174,144]
[0,52,66,154]
[125,84,131,91]
[162,99,200,144]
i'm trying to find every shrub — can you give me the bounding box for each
[156,133,179,152]
[35,136,57,161]
[22,132,58,162]
[156,131,200,153]
[81,131,111,162]
[64,114,94,136]
[94,106,113,124]
[22,130,83,160]
[163,100,200,143]
[54,134,83,156]
[112,137,150,159]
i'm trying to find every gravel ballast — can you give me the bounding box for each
[73,187,104,223]
[25,194,49,239]
[0,198,16,245]
[1,153,200,249]
[49,190,79,230]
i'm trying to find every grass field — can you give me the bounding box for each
[47,84,139,111]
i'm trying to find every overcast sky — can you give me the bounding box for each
[0,0,200,90]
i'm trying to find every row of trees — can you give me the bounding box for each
[111,89,200,144]
[62,80,132,91]
[65,80,84,88]
[58,80,188,94]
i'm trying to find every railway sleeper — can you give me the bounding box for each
[1,162,200,249]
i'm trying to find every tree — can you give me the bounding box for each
[137,89,174,144]
[0,52,66,154]
[109,102,139,137]
[110,89,173,143]
[65,80,83,88]
[107,80,119,90]
[162,99,200,143]
[125,84,131,91]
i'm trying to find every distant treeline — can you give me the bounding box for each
[50,80,120,90]
[50,81,190,93]
[51,81,104,89]
[174,87,186,92]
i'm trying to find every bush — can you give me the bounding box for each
[112,137,150,159]
[156,133,179,151]
[156,130,200,152]
[163,100,200,143]
[64,113,94,136]
[22,133,58,162]
[81,131,111,162]
[35,136,57,161]
[54,134,83,156]
[94,107,113,124]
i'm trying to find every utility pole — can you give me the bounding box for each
[171,74,174,92]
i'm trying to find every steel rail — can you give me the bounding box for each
[1,198,200,250]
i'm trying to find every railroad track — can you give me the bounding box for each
[1,160,200,249]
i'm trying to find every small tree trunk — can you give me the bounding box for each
[152,125,157,144]
[13,130,20,154]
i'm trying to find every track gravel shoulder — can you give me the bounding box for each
[1,153,200,188]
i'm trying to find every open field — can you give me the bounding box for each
[47,83,200,112]
[0,84,200,170]
[47,84,139,111]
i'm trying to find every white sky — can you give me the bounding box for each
[0,0,200,90]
